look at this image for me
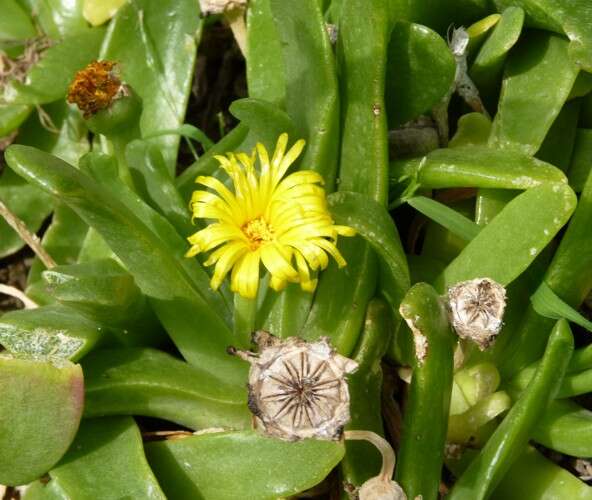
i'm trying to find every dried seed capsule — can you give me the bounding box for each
[447,277,507,350]
[199,0,246,15]
[358,476,407,500]
[230,331,358,441]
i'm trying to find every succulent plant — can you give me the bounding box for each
[1,0,592,499]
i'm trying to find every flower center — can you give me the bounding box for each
[242,217,274,248]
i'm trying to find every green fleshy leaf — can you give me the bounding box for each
[531,281,592,332]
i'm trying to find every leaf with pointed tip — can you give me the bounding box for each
[145,430,345,500]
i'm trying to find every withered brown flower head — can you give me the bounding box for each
[67,60,123,118]
[230,331,358,441]
[448,277,507,350]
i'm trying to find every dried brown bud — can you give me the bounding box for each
[447,278,506,350]
[67,61,124,118]
[231,331,358,441]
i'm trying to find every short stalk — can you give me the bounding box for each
[344,431,395,481]
[233,294,257,347]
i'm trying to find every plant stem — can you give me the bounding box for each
[0,200,56,269]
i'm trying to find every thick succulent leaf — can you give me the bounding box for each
[269,0,339,186]
[0,304,104,361]
[246,0,286,105]
[0,355,83,485]
[386,22,456,127]
[126,140,193,237]
[534,399,592,457]
[391,145,567,190]
[0,0,36,41]
[536,99,581,172]
[493,0,592,72]
[4,30,105,105]
[0,104,32,136]
[470,6,524,110]
[435,183,577,289]
[16,101,90,167]
[26,204,88,290]
[42,259,163,346]
[489,31,580,155]
[5,145,247,391]
[99,0,201,172]
[145,430,345,500]
[327,191,410,322]
[46,417,166,499]
[83,348,250,429]
[21,0,90,38]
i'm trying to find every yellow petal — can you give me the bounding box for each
[260,244,298,282]
[231,251,261,299]
[210,242,248,290]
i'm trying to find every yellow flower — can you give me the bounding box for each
[186,133,356,299]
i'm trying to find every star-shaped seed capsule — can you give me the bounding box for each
[230,331,358,441]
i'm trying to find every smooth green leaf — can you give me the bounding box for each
[145,430,345,500]
[0,104,32,136]
[493,0,592,72]
[42,259,163,346]
[391,145,567,190]
[531,281,592,332]
[493,447,592,500]
[534,399,592,457]
[407,196,481,241]
[435,183,576,289]
[126,140,193,238]
[327,191,410,323]
[568,129,592,192]
[0,355,83,485]
[470,6,524,110]
[0,0,36,41]
[536,99,581,172]
[22,0,90,38]
[489,31,580,155]
[386,22,456,127]
[100,0,201,172]
[83,348,250,429]
[270,0,339,187]
[246,0,286,106]
[143,124,214,151]
[26,204,88,290]
[48,417,166,499]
